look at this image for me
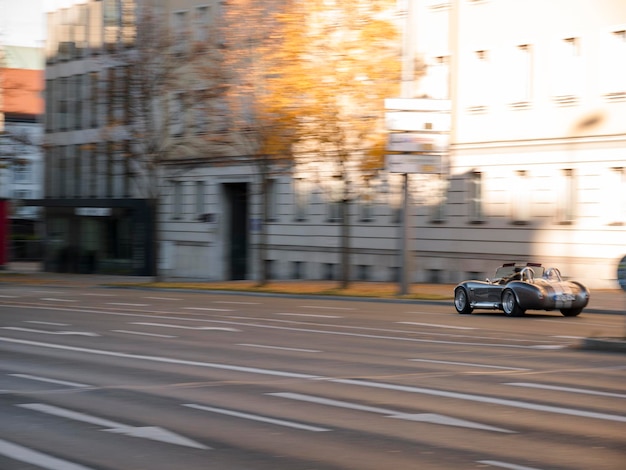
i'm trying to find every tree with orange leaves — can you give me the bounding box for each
[226,0,401,287]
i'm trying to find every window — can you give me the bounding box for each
[557,169,576,224]
[265,179,278,221]
[323,263,335,280]
[292,261,304,279]
[90,72,100,128]
[172,181,183,219]
[58,77,68,131]
[72,144,81,198]
[601,30,626,98]
[607,167,626,225]
[294,178,309,221]
[327,176,343,222]
[552,37,583,101]
[195,181,205,215]
[13,189,31,200]
[170,92,184,136]
[511,170,530,224]
[106,142,114,198]
[13,162,32,183]
[427,55,449,99]
[173,11,188,48]
[467,50,491,110]
[194,6,210,42]
[357,265,369,281]
[359,183,374,222]
[468,171,483,222]
[430,174,447,222]
[508,45,533,105]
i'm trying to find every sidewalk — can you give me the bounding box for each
[2,261,624,314]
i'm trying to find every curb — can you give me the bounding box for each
[579,337,626,353]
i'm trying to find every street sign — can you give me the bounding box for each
[388,133,449,153]
[386,154,442,174]
[618,255,626,292]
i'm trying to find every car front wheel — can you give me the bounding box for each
[454,287,473,314]
[502,289,524,317]
[560,307,582,317]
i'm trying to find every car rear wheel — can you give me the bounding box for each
[502,289,524,317]
[454,287,473,314]
[560,307,582,317]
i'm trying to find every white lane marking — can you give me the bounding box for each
[81,293,115,297]
[276,313,342,319]
[132,322,239,332]
[3,336,625,423]
[112,330,177,339]
[478,460,545,470]
[332,379,626,423]
[0,337,320,379]
[0,305,569,349]
[213,301,259,305]
[184,307,233,312]
[505,382,626,399]
[409,359,530,371]
[144,296,182,301]
[107,303,150,307]
[24,321,69,326]
[0,294,18,298]
[0,439,95,470]
[40,298,77,302]
[9,374,89,388]
[405,311,446,315]
[238,343,321,353]
[553,335,585,339]
[18,403,208,449]
[183,404,330,432]
[270,392,513,433]
[1,327,99,337]
[300,306,355,311]
[399,321,476,330]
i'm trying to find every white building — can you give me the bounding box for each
[43,0,625,288]
[159,0,626,289]
[407,0,626,288]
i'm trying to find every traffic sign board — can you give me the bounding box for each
[386,154,442,174]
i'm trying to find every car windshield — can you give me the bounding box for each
[495,265,544,279]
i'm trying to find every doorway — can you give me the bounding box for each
[224,183,248,280]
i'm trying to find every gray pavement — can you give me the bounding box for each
[2,261,625,353]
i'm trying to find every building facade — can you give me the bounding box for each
[43,0,153,274]
[44,0,626,288]
[0,45,45,260]
[409,0,626,288]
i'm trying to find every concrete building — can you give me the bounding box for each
[0,45,45,250]
[408,0,626,288]
[43,0,626,289]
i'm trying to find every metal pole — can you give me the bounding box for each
[398,0,415,296]
[400,172,409,295]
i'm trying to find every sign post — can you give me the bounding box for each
[385,99,451,295]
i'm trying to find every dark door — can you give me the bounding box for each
[225,183,248,280]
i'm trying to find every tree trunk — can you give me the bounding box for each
[257,166,269,287]
[340,197,350,289]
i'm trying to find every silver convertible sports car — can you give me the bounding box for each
[454,263,590,317]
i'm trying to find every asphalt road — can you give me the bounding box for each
[1,284,625,470]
